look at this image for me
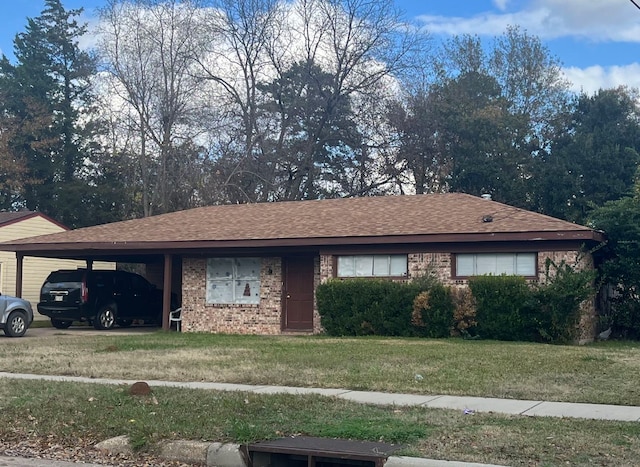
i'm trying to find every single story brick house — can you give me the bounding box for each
[0,194,604,339]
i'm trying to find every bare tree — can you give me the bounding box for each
[195,0,423,202]
[489,26,571,154]
[96,0,426,206]
[192,0,285,203]
[97,0,209,216]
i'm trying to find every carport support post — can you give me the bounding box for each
[163,254,172,331]
[15,253,24,298]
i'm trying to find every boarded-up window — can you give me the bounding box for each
[206,258,261,304]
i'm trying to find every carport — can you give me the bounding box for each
[1,241,182,330]
[0,212,324,333]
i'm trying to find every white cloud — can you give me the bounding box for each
[416,0,640,42]
[493,0,510,11]
[563,63,640,94]
[78,12,101,52]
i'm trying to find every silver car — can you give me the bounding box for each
[0,293,34,337]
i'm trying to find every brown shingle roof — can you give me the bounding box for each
[0,211,69,231]
[1,194,598,250]
[0,211,38,227]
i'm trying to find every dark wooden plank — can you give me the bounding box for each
[247,436,402,460]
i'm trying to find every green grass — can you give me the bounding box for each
[3,332,640,405]
[2,332,640,464]
[0,378,639,466]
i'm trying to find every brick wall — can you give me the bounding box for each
[312,256,323,334]
[408,253,452,284]
[181,257,283,334]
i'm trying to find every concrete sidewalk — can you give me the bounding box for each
[2,371,639,422]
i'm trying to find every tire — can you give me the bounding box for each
[117,319,133,328]
[4,310,28,337]
[51,318,72,329]
[94,304,117,330]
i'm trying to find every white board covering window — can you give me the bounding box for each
[206,258,261,304]
[337,255,407,277]
[456,253,536,277]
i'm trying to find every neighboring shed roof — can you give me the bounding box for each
[0,194,602,260]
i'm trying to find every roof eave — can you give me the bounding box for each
[0,229,605,253]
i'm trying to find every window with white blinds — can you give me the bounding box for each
[337,255,407,277]
[456,253,536,277]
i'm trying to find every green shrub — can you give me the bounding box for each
[451,287,477,337]
[316,279,420,336]
[589,195,640,339]
[607,297,640,339]
[530,259,597,344]
[469,275,534,341]
[411,285,455,338]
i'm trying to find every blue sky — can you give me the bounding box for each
[1,0,639,94]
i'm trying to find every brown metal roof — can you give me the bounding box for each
[0,194,603,256]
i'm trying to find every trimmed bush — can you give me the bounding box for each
[469,275,534,341]
[316,279,420,336]
[411,285,455,338]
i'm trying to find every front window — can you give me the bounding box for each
[206,258,261,304]
[455,253,536,277]
[337,255,407,278]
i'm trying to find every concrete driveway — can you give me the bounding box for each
[1,324,161,340]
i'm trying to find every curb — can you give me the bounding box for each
[95,437,508,467]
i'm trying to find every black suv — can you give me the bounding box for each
[38,269,170,330]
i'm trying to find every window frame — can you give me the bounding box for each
[335,254,408,278]
[453,252,538,279]
[206,257,261,305]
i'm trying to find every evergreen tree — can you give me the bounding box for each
[534,87,640,223]
[257,61,363,201]
[589,174,640,338]
[0,0,110,227]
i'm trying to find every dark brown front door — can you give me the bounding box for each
[283,256,315,331]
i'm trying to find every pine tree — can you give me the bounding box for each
[0,0,106,227]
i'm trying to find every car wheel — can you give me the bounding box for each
[4,310,28,337]
[117,319,133,328]
[94,305,116,330]
[51,318,72,329]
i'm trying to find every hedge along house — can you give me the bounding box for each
[0,194,604,339]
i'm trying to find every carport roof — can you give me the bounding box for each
[0,194,603,259]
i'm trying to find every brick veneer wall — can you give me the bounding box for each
[181,257,283,334]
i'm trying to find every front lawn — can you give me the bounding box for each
[1,332,639,405]
[2,332,640,465]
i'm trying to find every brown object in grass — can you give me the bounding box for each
[129,381,152,396]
